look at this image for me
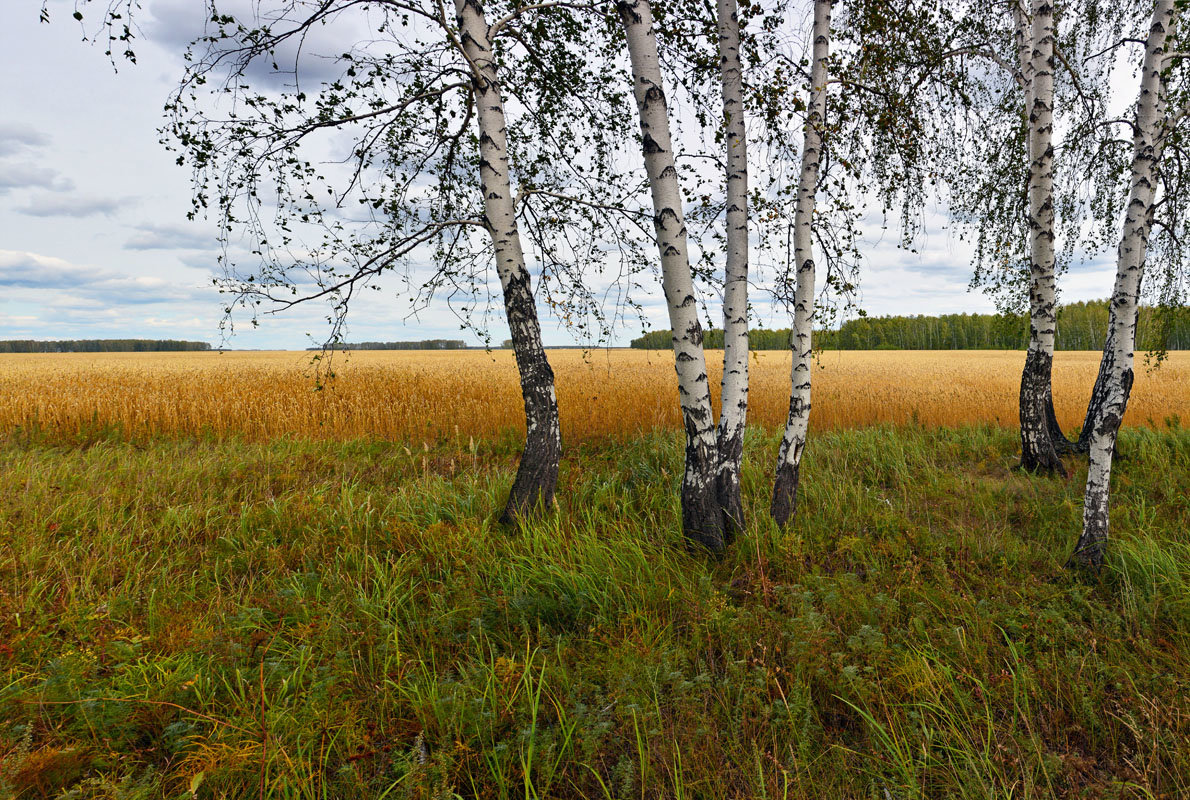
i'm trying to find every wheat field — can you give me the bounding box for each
[0,349,1186,443]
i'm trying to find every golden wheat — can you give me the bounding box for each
[0,349,1185,443]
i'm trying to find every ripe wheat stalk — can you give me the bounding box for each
[1,350,1185,443]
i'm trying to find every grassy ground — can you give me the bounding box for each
[1,423,1187,799]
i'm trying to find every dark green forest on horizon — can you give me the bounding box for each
[630,300,1190,350]
[0,339,212,353]
[307,339,470,351]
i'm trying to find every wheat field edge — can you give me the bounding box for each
[1,349,1186,443]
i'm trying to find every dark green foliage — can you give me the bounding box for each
[630,327,795,350]
[631,301,1190,350]
[306,340,469,351]
[2,423,1188,797]
[0,340,212,353]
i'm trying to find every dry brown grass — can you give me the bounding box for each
[1,349,1186,443]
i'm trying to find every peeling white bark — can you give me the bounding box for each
[456,0,561,522]
[619,0,725,549]
[771,0,830,528]
[1070,0,1175,569]
[715,0,749,536]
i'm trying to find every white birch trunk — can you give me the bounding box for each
[1018,0,1068,473]
[715,0,750,537]
[618,0,726,550]
[455,0,561,522]
[771,0,830,527]
[1070,0,1175,569]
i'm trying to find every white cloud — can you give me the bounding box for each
[0,249,215,305]
[16,193,134,218]
[0,162,73,194]
[125,221,218,250]
[0,122,51,157]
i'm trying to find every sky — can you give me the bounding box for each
[0,1,1121,349]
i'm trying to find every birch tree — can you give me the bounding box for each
[936,0,1128,474]
[764,0,958,526]
[57,0,635,524]
[715,0,751,534]
[453,0,560,521]
[770,0,831,526]
[1015,0,1070,474]
[618,0,727,549]
[1069,0,1183,569]
[652,0,793,537]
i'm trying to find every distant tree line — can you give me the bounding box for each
[311,340,469,351]
[630,302,1189,351]
[631,328,794,350]
[0,339,212,353]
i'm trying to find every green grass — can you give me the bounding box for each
[1,422,1188,798]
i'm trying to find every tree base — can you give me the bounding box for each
[498,432,560,526]
[1020,349,1067,477]
[770,460,800,529]
[683,481,726,553]
[1066,537,1106,572]
[717,470,744,546]
[1046,394,1074,455]
[1018,450,1067,477]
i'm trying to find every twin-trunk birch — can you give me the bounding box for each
[716,0,750,535]
[1017,0,1070,474]
[1069,0,1176,569]
[455,0,561,523]
[771,0,830,527]
[618,0,727,549]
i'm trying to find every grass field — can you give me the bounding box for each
[1,352,1188,798]
[0,349,1186,443]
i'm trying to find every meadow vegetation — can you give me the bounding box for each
[0,353,1188,797]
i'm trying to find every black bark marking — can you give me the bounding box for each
[1019,348,1066,476]
[716,426,745,541]
[499,267,561,524]
[770,459,800,528]
[681,438,726,553]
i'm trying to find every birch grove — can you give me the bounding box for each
[55,0,1189,571]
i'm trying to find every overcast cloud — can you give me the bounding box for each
[0,2,1120,349]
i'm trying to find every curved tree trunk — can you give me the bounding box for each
[619,0,726,551]
[456,0,561,524]
[715,0,750,540]
[1069,0,1173,570]
[1075,306,1138,453]
[771,0,830,528]
[1076,326,1114,453]
[1045,388,1068,452]
[1018,0,1068,475]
